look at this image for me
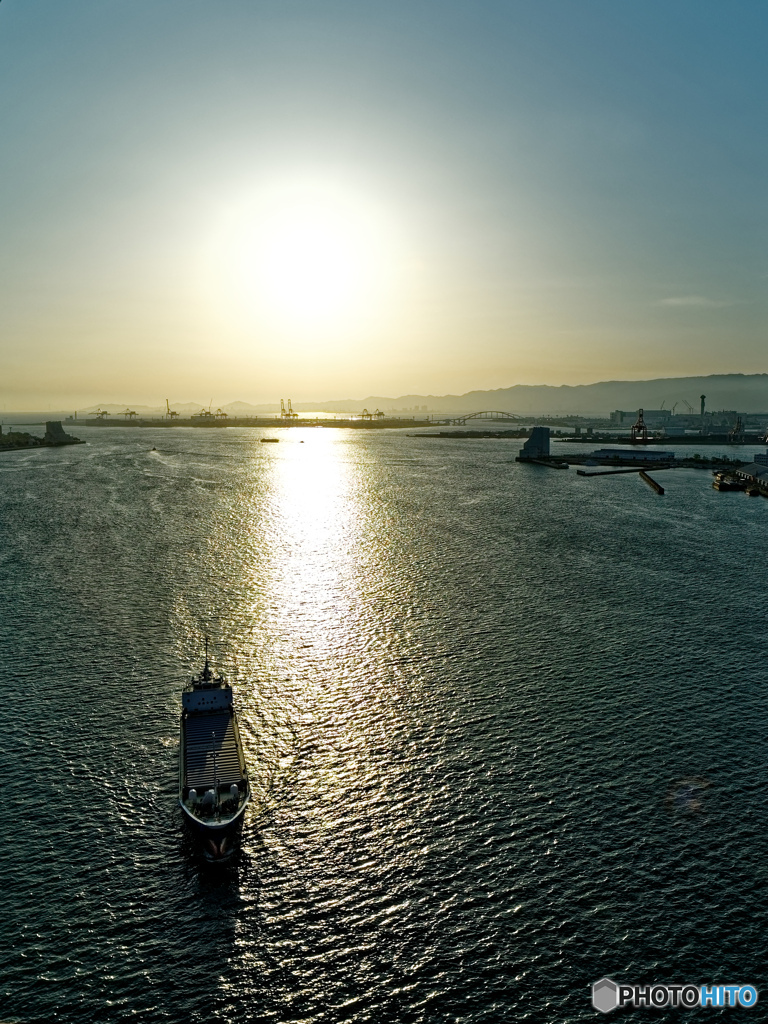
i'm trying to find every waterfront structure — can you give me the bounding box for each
[44,421,79,444]
[735,463,768,485]
[518,426,550,460]
[610,409,670,426]
[754,451,768,467]
[1,421,83,451]
[590,448,675,463]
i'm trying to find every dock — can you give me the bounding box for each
[639,471,664,494]
[521,458,569,469]
[576,467,669,477]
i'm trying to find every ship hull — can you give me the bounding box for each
[180,801,247,863]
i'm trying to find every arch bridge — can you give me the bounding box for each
[452,410,521,425]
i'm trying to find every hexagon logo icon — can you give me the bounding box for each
[592,977,618,1013]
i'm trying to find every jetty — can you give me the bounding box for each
[639,471,665,495]
[0,421,84,454]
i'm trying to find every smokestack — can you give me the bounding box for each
[700,394,706,417]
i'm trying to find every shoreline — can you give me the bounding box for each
[0,439,86,454]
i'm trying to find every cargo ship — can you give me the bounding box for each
[178,643,250,862]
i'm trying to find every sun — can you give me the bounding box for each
[255,203,367,322]
[216,181,395,333]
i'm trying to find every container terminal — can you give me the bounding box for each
[73,399,428,430]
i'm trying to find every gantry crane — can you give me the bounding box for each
[729,416,745,443]
[630,408,648,443]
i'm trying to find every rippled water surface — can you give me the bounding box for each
[2,427,767,1022]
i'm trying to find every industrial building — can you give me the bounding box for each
[735,463,768,484]
[518,426,550,460]
[589,449,676,463]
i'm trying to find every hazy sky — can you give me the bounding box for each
[1,1,766,408]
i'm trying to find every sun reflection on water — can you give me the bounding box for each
[261,431,361,651]
[198,431,444,1014]
[231,432,376,809]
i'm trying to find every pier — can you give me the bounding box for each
[639,471,665,494]
[576,467,670,477]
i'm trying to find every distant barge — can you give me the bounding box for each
[712,472,745,492]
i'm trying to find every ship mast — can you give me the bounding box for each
[202,635,212,681]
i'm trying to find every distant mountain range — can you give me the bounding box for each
[337,374,768,416]
[294,374,768,416]
[29,373,768,419]
[339,372,768,415]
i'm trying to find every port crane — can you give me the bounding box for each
[96,408,110,419]
[194,399,216,419]
[280,399,298,421]
[630,408,648,444]
[682,399,694,414]
[729,416,745,443]
[123,407,137,420]
[165,399,179,420]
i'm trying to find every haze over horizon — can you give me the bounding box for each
[1,2,766,409]
[7,372,768,420]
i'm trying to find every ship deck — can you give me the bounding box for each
[183,712,244,790]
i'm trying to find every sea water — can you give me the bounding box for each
[1,428,766,1022]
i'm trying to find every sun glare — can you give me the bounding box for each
[210,180,397,335]
[254,205,367,322]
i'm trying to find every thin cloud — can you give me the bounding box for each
[657,295,731,308]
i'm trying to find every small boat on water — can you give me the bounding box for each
[712,471,745,492]
[179,641,250,862]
